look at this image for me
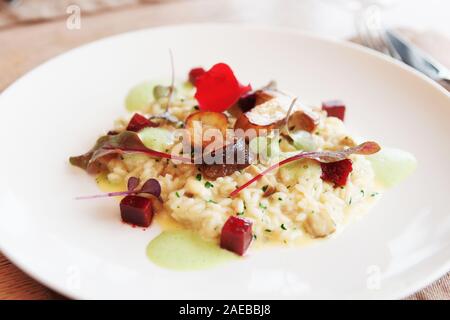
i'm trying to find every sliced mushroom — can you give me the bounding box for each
[198,138,254,180]
[303,211,336,238]
[234,92,319,137]
[245,165,276,197]
[234,112,278,137]
[229,90,276,118]
[185,111,228,148]
[287,110,318,133]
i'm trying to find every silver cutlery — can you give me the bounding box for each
[355,4,450,91]
[386,30,450,90]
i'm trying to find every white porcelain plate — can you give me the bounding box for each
[0,24,449,299]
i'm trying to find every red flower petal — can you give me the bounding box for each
[194,63,251,112]
[320,159,353,187]
[188,67,206,85]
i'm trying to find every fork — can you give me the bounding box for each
[355,4,399,59]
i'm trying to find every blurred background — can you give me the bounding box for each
[1,0,449,90]
[1,0,449,36]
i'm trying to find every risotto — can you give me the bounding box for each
[70,62,386,256]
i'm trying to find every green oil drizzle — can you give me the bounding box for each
[146,230,238,270]
[368,147,417,188]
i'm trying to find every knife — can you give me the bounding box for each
[386,29,450,91]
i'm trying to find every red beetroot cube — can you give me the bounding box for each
[322,100,346,121]
[126,113,156,132]
[188,67,206,85]
[320,159,353,187]
[220,216,253,256]
[120,195,153,227]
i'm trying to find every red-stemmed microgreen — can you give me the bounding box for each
[127,176,140,191]
[230,141,380,197]
[149,49,183,126]
[70,131,192,174]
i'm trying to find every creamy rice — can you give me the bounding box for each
[105,87,380,244]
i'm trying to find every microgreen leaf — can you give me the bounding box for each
[140,178,161,197]
[230,141,380,197]
[70,131,191,174]
[127,176,140,191]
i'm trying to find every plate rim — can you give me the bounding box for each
[0,22,449,300]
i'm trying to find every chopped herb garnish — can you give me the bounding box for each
[204,181,214,188]
[281,224,287,230]
[193,105,199,110]
[370,192,379,197]
[196,173,202,181]
[253,234,257,240]
[265,229,272,232]
[262,185,269,192]
[259,203,267,210]
[349,197,352,205]
[278,197,283,201]
[236,211,244,216]
[207,199,218,204]
[360,190,365,197]
[175,191,180,198]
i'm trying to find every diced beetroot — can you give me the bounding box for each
[188,67,206,85]
[320,159,353,187]
[120,195,153,227]
[220,216,253,256]
[126,113,157,132]
[322,100,346,121]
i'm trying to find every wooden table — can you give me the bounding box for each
[1,0,449,300]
